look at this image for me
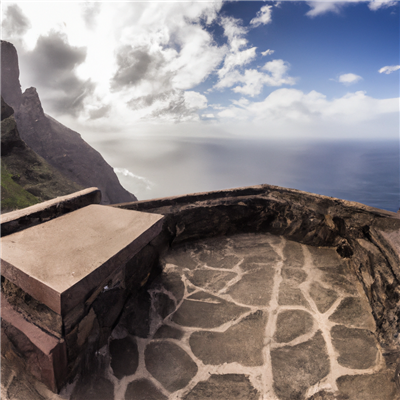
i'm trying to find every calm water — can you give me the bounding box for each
[102,137,399,212]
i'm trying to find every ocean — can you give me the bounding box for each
[101,136,399,212]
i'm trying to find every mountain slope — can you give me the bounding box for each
[1,40,137,205]
[1,97,83,212]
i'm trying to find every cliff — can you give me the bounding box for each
[1,97,83,212]
[1,40,137,205]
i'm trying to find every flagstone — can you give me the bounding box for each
[189,311,267,366]
[172,291,249,328]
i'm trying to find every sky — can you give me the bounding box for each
[1,1,399,203]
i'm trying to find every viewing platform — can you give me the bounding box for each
[1,185,399,400]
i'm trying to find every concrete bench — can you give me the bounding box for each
[1,204,163,392]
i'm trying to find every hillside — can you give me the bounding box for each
[1,40,137,205]
[1,97,83,212]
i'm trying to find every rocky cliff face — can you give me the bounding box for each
[1,40,137,205]
[0,41,22,112]
[1,97,83,212]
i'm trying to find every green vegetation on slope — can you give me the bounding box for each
[1,160,39,212]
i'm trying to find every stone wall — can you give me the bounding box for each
[116,184,400,356]
[1,187,101,236]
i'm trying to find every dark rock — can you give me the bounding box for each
[163,247,198,270]
[337,371,397,400]
[70,376,114,400]
[92,287,126,329]
[283,240,304,268]
[153,325,184,340]
[0,41,22,111]
[309,282,338,313]
[198,251,241,269]
[125,379,167,400]
[152,271,185,304]
[274,310,314,343]
[278,285,310,308]
[183,374,260,400]
[281,268,308,284]
[6,377,45,400]
[172,291,249,328]
[189,311,267,366]
[306,391,342,400]
[1,97,14,121]
[331,325,377,369]
[227,266,275,306]
[153,292,176,320]
[329,297,375,329]
[319,269,358,295]
[308,246,344,268]
[119,290,151,338]
[15,89,136,204]
[145,341,198,392]
[185,269,237,292]
[271,331,330,400]
[109,336,139,379]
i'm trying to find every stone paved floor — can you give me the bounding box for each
[2,233,399,400]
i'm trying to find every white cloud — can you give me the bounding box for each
[217,88,398,124]
[368,0,398,10]
[262,49,275,56]
[215,60,296,97]
[305,0,398,17]
[379,65,400,74]
[215,88,399,140]
[10,2,226,124]
[337,73,363,85]
[250,5,273,27]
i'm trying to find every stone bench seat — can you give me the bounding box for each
[1,204,164,392]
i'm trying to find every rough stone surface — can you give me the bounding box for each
[271,331,330,400]
[274,310,314,343]
[283,240,304,268]
[331,325,378,369]
[309,282,338,313]
[153,272,185,304]
[164,249,198,270]
[227,267,275,306]
[185,269,237,292]
[125,379,168,400]
[6,379,45,400]
[190,310,267,366]
[145,341,198,392]
[281,268,308,284]
[153,292,176,320]
[278,285,309,308]
[329,296,375,329]
[153,325,184,340]
[70,377,114,400]
[183,374,260,400]
[337,371,398,400]
[318,267,358,295]
[2,230,398,400]
[198,252,241,269]
[118,289,152,338]
[109,336,139,379]
[172,291,249,328]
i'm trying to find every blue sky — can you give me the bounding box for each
[2,0,398,141]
